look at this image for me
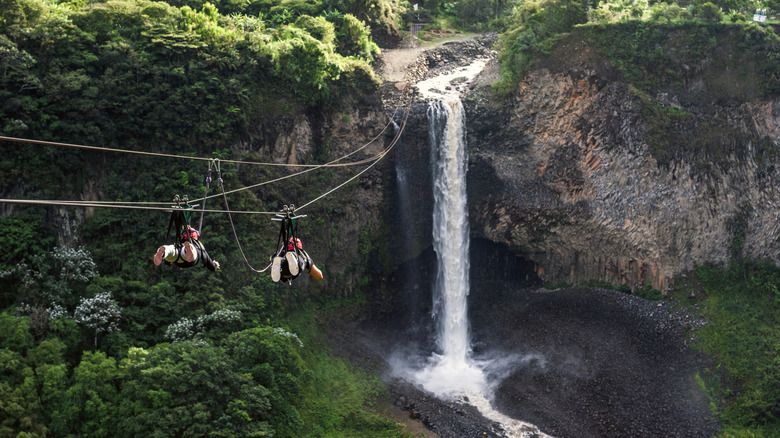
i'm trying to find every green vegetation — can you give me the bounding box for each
[0,0,383,148]
[4,0,780,434]
[0,0,409,435]
[0,304,409,437]
[497,0,780,96]
[673,260,780,437]
[494,0,588,94]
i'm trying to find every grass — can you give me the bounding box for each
[671,260,780,436]
[286,305,414,438]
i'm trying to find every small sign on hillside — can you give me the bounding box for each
[753,9,767,22]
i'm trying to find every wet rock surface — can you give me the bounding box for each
[378,33,497,108]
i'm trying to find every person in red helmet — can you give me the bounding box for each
[154,225,221,271]
[271,236,322,283]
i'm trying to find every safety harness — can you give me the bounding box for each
[272,204,307,281]
[165,195,200,268]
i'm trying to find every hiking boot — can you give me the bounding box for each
[271,256,282,282]
[286,252,299,276]
[183,241,196,262]
[154,246,166,266]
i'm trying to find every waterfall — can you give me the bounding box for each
[429,99,472,366]
[391,58,553,438]
[411,96,487,397]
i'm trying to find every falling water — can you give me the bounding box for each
[400,59,488,396]
[410,97,487,396]
[395,59,553,438]
[430,98,470,364]
[395,164,420,293]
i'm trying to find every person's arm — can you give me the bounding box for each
[197,242,220,271]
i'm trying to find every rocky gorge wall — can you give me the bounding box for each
[463,37,780,292]
[382,33,780,293]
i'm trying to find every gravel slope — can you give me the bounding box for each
[470,285,720,438]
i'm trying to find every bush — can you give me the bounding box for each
[676,261,780,435]
[294,14,336,44]
[697,2,723,21]
[495,0,588,93]
[328,13,380,60]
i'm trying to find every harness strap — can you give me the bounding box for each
[197,160,214,236]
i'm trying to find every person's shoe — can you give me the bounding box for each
[271,256,282,282]
[183,241,196,262]
[286,252,299,276]
[309,264,323,281]
[154,246,165,266]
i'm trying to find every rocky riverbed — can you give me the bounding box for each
[324,281,720,438]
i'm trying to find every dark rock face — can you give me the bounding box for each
[451,36,780,292]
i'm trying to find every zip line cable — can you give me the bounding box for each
[1,90,413,276]
[221,94,413,272]
[0,198,281,214]
[217,167,275,273]
[298,97,411,212]
[0,99,411,215]
[0,107,400,207]
[189,107,401,205]
[0,108,399,169]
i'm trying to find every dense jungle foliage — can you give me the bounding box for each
[3,0,780,434]
[0,0,406,435]
[673,260,780,438]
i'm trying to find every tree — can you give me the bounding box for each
[228,326,310,435]
[0,313,67,437]
[50,351,121,437]
[116,342,272,437]
[3,245,98,309]
[74,292,121,349]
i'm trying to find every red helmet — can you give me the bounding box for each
[288,237,302,250]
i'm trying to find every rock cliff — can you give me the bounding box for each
[384,32,780,293]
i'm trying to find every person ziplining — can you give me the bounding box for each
[153,195,221,271]
[270,204,322,283]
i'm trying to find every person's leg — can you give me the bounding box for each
[299,250,312,271]
[300,250,323,280]
[154,246,167,266]
[182,241,199,263]
[271,253,283,282]
[154,245,184,265]
[286,251,299,276]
